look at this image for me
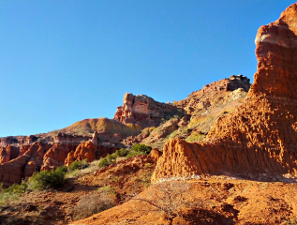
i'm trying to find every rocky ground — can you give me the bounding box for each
[1,156,297,225]
[71,175,297,225]
[0,155,155,225]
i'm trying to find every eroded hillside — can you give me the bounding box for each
[2,3,297,225]
[153,2,297,183]
[72,3,297,225]
[0,74,249,187]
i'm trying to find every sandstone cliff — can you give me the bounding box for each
[114,93,183,127]
[0,130,118,186]
[153,3,297,182]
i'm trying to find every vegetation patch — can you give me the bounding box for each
[71,188,117,221]
[98,144,152,168]
[0,181,27,205]
[186,132,205,142]
[28,166,67,191]
[68,159,88,171]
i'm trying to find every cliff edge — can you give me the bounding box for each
[153,3,297,182]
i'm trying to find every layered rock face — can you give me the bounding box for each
[114,93,182,127]
[0,127,123,186]
[153,4,297,182]
[251,3,297,99]
[0,142,52,186]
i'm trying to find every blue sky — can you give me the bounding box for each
[0,1,296,137]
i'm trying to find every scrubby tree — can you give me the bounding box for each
[133,181,190,224]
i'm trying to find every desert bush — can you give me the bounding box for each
[97,185,116,195]
[98,153,117,168]
[28,166,67,190]
[72,189,117,220]
[130,144,152,154]
[98,158,110,168]
[118,148,128,157]
[106,154,116,163]
[3,181,27,194]
[287,219,297,225]
[133,181,191,222]
[186,132,205,142]
[57,165,68,173]
[68,160,88,171]
[0,180,28,205]
[98,145,152,167]
[126,144,152,158]
[126,150,144,158]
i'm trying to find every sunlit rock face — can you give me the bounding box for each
[114,93,182,127]
[153,3,297,183]
[252,3,297,99]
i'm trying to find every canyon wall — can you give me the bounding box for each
[153,3,297,182]
[0,131,118,186]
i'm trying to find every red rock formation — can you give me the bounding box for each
[114,93,182,127]
[251,3,297,99]
[64,151,75,167]
[0,146,19,163]
[72,141,96,163]
[148,148,162,162]
[65,141,119,166]
[41,143,77,171]
[0,129,122,185]
[0,142,52,186]
[153,3,297,182]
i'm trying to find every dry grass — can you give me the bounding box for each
[66,159,101,178]
[71,189,117,221]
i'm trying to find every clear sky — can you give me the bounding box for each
[0,1,296,137]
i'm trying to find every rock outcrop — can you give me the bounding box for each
[114,93,183,127]
[175,75,250,115]
[41,143,78,171]
[53,133,88,144]
[64,141,118,166]
[0,145,19,163]
[0,142,52,186]
[0,136,27,147]
[138,75,250,150]
[153,3,297,182]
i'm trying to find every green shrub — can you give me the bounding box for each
[98,158,110,168]
[98,145,151,168]
[57,165,68,173]
[106,153,117,163]
[119,148,128,157]
[0,180,28,205]
[126,151,145,158]
[130,144,152,154]
[68,160,87,171]
[28,166,66,190]
[113,150,120,158]
[125,144,152,158]
[4,180,27,194]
